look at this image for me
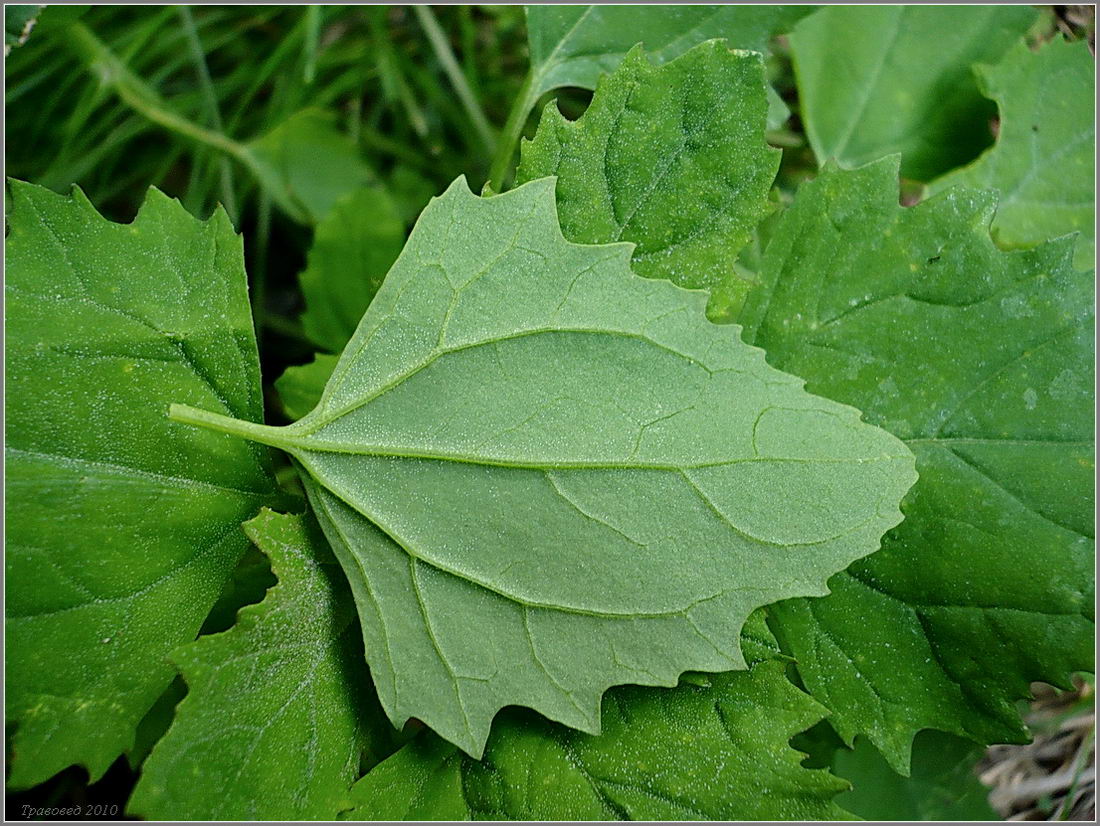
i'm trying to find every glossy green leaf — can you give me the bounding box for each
[832,731,997,821]
[300,186,406,353]
[790,5,1038,180]
[171,175,916,759]
[525,5,813,99]
[248,108,374,224]
[738,157,1095,772]
[5,181,275,788]
[928,37,1096,270]
[275,353,340,421]
[517,41,779,318]
[344,621,852,821]
[130,510,397,820]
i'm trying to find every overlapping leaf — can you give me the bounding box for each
[517,41,779,318]
[299,186,406,352]
[171,175,916,759]
[790,5,1038,180]
[343,618,852,821]
[929,38,1096,270]
[130,510,397,820]
[737,157,1094,772]
[5,181,275,787]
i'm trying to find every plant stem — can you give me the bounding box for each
[414,5,496,158]
[488,69,536,192]
[169,404,291,449]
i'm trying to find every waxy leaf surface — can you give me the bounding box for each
[517,42,779,317]
[929,38,1096,270]
[172,176,916,758]
[790,5,1037,180]
[5,181,275,787]
[345,622,852,820]
[739,158,1095,772]
[130,510,396,820]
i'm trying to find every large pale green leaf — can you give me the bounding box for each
[5,181,275,788]
[129,510,397,820]
[525,5,813,99]
[300,186,406,353]
[928,38,1096,270]
[738,157,1095,772]
[343,621,852,821]
[517,41,779,318]
[790,5,1038,181]
[171,175,916,758]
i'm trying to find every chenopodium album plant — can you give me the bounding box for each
[6,7,1095,822]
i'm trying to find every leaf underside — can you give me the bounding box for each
[5,181,274,788]
[177,174,916,758]
[739,157,1095,772]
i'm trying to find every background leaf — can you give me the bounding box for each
[172,175,915,760]
[344,619,853,821]
[5,181,276,787]
[738,157,1095,772]
[299,186,406,353]
[517,41,779,319]
[928,37,1096,270]
[790,5,1038,180]
[129,510,398,820]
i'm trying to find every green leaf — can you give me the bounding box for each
[344,658,852,820]
[170,175,916,759]
[300,186,406,353]
[517,41,779,318]
[5,5,40,53]
[831,731,997,821]
[5,180,275,788]
[275,353,340,421]
[738,157,1095,772]
[790,5,1038,181]
[928,38,1096,270]
[129,510,398,820]
[248,108,375,224]
[525,5,814,99]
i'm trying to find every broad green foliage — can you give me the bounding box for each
[130,510,395,820]
[300,186,406,353]
[171,175,916,758]
[739,158,1095,772]
[276,353,340,421]
[5,181,275,788]
[831,731,997,821]
[5,5,39,53]
[517,42,779,318]
[249,108,376,225]
[524,5,812,99]
[345,623,852,820]
[929,38,1096,270]
[790,5,1038,180]
[490,4,812,186]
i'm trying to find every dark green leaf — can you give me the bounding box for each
[739,157,1094,772]
[517,41,779,318]
[929,37,1095,269]
[790,5,1038,180]
[5,181,275,787]
[129,510,398,819]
